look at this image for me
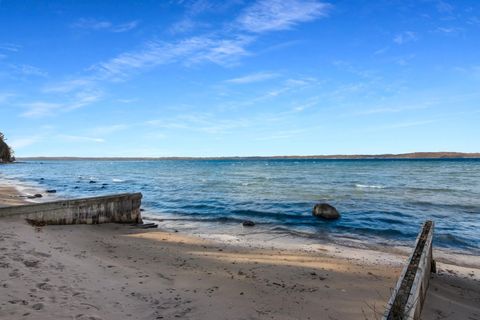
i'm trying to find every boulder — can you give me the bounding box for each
[312,203,340,220]
[34,194,43,198]
[242,220,255,227]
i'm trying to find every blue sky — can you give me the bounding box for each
[0,0,479,157]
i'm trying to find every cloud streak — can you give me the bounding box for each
[58,135,105,143]
[21,0,332,119]
[225,72,279,84]
[394,31,417,45]
[0,43,21,52]
[90,35,253,81]
[20,90,102,118]
[71,18,139,32]
[238,0,331,33]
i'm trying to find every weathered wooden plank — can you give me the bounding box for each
[383,221,434,320]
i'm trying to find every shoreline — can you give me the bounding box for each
[3,160,480,257]
[2,174,479,270]
[1,179,480,319]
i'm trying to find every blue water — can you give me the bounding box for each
[1,159,479,254]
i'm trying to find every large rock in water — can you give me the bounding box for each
[312,203,340,220]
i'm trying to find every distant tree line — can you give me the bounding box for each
[0,132,15,163]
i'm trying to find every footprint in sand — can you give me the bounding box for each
[36,282,53,291]
[23,260,40,268]
[31,302,44,310]
[27,250,51,258]
[75,315,103,320]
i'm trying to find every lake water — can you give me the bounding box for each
[1,159,479,254]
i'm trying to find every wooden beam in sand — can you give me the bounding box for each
[383,220,435,320]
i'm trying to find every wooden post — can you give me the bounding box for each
[383,221,435,320]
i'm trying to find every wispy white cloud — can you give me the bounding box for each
[10,64,47,77]
[146,113,253,135]
[71,18,139,32]
[72,18,112,30]
[144,132,167,140]
[436,1,454,14]
[237,0,331,33]
[436,26,463,35]
[25,80,102,118]
[89,124,129,135]
[178,0,242,17]
[255,128,309,141]
[453,65,480,82]
[9,136,42,149]
[169,0,242,34]
[374,46,389,55]
[116,98,138,104]
[20,102,63,118]
[169,17,198,34]
[352,103,432,116]
[28,1,332,120]
[364,120,437,132]
[393,54,416,66]
[67,89,103,111]
[218,75,320,110]
[112,21,139,33]
[43,79,93,94]
[91,35,252,81]
[20,89,102,118]
[291,98,318,112]
[58,135,105,143]
[225,71,278,84]
[0,43,21,52]
[384,120,436,129]
[264,77,319,97]
[179,0,216,15]
[394,31,418,45]
[332,60,379,79]
[0,92,15,104]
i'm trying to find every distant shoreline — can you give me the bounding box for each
[16,152,480,161]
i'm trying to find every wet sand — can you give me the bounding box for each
[0,185,479,320]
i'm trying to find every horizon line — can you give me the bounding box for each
[14,151,480,161]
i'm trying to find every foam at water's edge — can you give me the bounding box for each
[0,175,56,204]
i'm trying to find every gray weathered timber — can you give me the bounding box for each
[383,221,434,320]
[0,193,142,225]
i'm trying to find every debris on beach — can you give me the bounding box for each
[242,220,255,227]
[132,223,158,229]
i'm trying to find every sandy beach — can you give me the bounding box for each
[1,185,479,320]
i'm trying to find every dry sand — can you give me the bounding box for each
[1,185,479,320]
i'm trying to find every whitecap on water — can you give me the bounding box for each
[355,184,385,189]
